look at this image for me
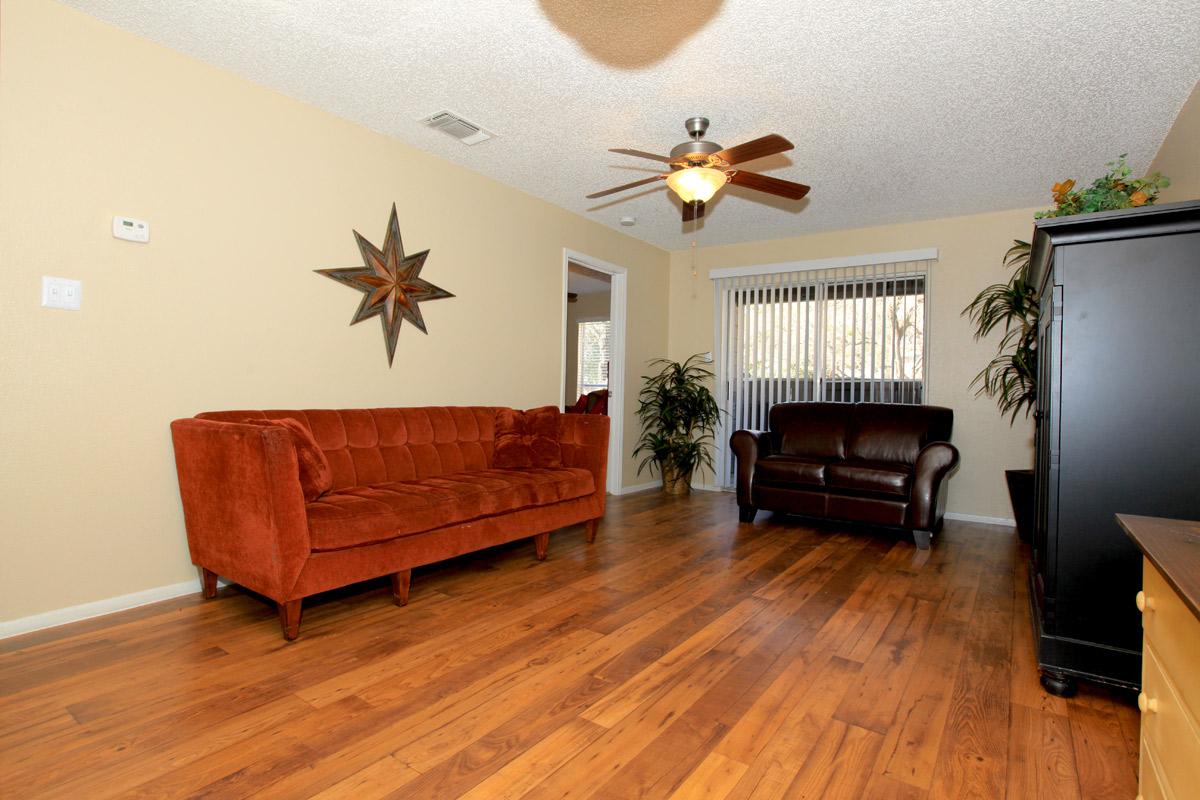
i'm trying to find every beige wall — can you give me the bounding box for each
[564,292,612,404]
[1150,80,1200,203]
[668,208,1042,519]
[0,0,669,622]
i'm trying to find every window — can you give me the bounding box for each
[712,253,933,487]
[576,319,611,395]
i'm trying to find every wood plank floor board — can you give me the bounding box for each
[0,492,1138,799]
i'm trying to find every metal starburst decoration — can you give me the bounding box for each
[315,204,453,366]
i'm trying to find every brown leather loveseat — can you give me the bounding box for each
[731,402,958,548]
[171,406,607,639]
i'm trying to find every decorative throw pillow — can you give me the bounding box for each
[241,417,333,501]
[493,406,563,469]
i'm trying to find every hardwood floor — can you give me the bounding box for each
[0,490,1139,799]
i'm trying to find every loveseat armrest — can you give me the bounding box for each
[910,441,960,531]
[730,429,773,508]
[559,413,609,515]
[170,418,311,602]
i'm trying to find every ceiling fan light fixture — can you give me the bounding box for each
[666,167,728,204]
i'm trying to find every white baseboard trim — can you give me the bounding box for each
[0,575,224,641]
[612,481,661,495]
[944,511,1016,527]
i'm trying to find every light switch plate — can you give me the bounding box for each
[113,215,149,242]
[42,276,82,310]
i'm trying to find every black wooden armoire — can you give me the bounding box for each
[1028,200,1200,696]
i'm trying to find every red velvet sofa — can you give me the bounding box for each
[170,407,607,639]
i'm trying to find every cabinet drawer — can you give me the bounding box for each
[1141,643,1200,798]
[1142,560,1200,714]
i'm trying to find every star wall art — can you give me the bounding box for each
[315,204,453,366]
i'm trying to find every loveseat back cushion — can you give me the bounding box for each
[845,404,954,465]
[196,407,498,491]
[494,406,563,468]
[769,402,853,460]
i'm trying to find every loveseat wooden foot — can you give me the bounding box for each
[200,568,218,599]
[738,506,757,523]
[585,519,599,544]
[913,530,933,550]
[391,570,412,606]
[534,532,550,561]
[278,600,302,640]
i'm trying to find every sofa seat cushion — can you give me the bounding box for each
[826,459,912,497]
[754,455,829,487]
[305,467,595,551]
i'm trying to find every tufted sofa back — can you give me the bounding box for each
[196,407,500,491]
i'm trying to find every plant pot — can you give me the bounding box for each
[661,465,693,495]
[1006,468,1035,542]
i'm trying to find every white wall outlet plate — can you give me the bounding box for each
[42,276,82,310]
[113,215,149,242]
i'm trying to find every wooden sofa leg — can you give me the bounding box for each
[277,600,302,641]
[738,506,757,523]
[585,519,599,544]
[913,530,933,550]
[391,570,412,607]
[534,532,550,561]
[200,568,218,599]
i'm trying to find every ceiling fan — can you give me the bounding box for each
[587,117,810,222]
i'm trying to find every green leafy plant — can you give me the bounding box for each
[964,241,1038,423]
[633,354,721,492]
[1035,154,1169,219]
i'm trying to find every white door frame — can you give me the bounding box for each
[562,249,627,494]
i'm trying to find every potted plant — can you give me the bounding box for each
[633,354,721,495]
[964,155,1169,539]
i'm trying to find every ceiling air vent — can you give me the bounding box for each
[420,111,493,145]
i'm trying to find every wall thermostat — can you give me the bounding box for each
[113,216,150,243]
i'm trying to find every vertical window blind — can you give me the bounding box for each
[577,319,611,395]
[712,252,934,488]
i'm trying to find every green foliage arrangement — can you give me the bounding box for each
[965,155,1170,424]
[964,241,1038,423]
[633,354,721,491]
[1035,154,1169,218]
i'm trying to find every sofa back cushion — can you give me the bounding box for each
[769,402,853,460]
[196,407,499,490]
[238,417,333,500]
[494,406,563,468]
[846,403,954,465]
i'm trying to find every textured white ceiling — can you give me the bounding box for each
[62,0,1200,250]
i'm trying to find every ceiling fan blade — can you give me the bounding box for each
[609,148,674,163]
[586,174,667,199]
[728,170,811,200]
[682,200,705,222]
[712,134,794,165]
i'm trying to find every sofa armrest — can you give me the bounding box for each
[559,413,609,516]
[170,418,311,601]
[730,429,772,507]
[910,441,960,530]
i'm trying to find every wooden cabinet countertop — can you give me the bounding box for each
[1118,514,1200,621]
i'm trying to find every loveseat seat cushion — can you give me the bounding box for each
[305,467,595,551]
[826,459,912,497]
[754,455,828,487]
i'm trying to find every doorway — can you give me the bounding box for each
[561,249,627,494]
